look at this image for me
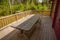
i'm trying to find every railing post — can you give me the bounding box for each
[2,19,4,27]
[15,14,18,21]
[0,19,3,28]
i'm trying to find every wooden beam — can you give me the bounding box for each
[50,0,57,16]
[52,0,60,28]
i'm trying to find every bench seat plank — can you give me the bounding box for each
[10,14,40,31]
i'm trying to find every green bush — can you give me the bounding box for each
[25,4,31,10]
[19,4,25,11]
[11,4,25,13]
[42,4,49,11]
[0,5,10,16]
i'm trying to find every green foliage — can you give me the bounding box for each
[30,3,37,10]
[25,4,31,10]
[0,0,50,17]
[19,4,25,11]
[0,0,10,16]
[0,5,10,16]
[11,4,25,13]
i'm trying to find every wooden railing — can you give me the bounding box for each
[40,11,50,16]
[0,10,31,29]
[0,10,50,29]
[31,10,50,16]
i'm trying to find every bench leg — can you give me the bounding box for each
[17,30,30,40]
[23,32,30,40]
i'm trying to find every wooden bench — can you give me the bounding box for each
[10,14,40,40]
[0,14,40,40]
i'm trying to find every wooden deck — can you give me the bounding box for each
[0,16,57,40]
[30,16,57,40]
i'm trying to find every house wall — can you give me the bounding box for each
[52,0,60,40]
[54,4,60,40]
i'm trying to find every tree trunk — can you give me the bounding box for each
[8,0,12,14]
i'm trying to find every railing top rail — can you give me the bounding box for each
[0,11,29,19]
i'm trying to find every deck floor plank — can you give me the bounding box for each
[30,16,57,40]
